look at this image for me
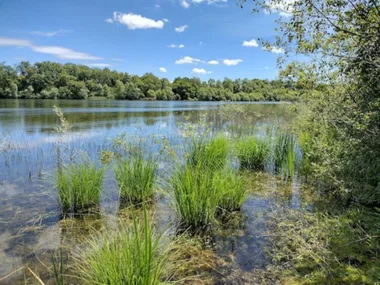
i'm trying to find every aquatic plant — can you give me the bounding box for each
[187,136,229,171]
[236,136,270,170]
[271,132,297,179]
[170,163,219,231]
[114,153,157,205]
[57,162,104,216]
[214,169,247,214]
[75,207,176,285]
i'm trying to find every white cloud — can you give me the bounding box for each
[155,4,161,8]
[262,46,285,54]
[159,67,167,73]
[243,39,259,47]
[180,0,190,8]
[30,29,69,37]
[265,66,269,69]
[199,41,203,45]
[86,63,112,68]
[106,12,164,30]
[175,56,202,64]
[0,37,31,47]
[192,0,227,4]
[168,44,185,48]
[32,45,102,60]
[265,0,295,17]
[223,59,243,66]
[208,60,219,65]
[105,18,114,23]
[175,25,188,33]
[163,18,169,22]
[0,37,101,60]
[192,68,211,75]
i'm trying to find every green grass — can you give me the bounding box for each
[271,132,297,179]
[57,162,104,216]
[236,136,270,170]
[214,169,247,214]
[114,154,157,205]
[187,136,229,171]
[75,207,176,285]
[170,163,219,231]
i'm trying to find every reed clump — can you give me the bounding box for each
[214,169,247,214]
[271,132,297,178]
[57,162,104,216]
[187,136,229,171]
[236,136,270,170]
[114,153,157,205]
[75,208,176,285]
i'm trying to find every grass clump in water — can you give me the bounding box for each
[115,153,157,205]
[271,132,297,179]
[57,162,104,216]
[214,169,247,214]
[236,136,270,170]
[75,207,176,285]
[171,163,218,231]
[187,136,229,171]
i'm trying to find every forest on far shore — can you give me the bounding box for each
[0,61,300,101]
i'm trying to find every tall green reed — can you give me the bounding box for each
[57,162,104,216]
[114,153,157,205]
[75,207,176,285]
[236,136,270,170]
[271,132,297,179]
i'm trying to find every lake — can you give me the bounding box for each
[0,99,311,284]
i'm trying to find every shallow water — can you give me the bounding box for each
[0,99,309,284]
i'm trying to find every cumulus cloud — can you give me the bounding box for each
[264,0,295,17]
[243,39,259,47]
[163,18,169,22]
[106,12,164,30]
[31,29,69,37]
[168,44,185,48]
[175,56,202,64]
[208,60,219,65]
[262,46,285,54]
[223,59,243,66]
[175,25,188,33]
[0,37,102,60]
[192,68,211,75]
[180,0,190,8]
[159,67,167,73]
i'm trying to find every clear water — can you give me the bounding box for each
[0,99,308,284]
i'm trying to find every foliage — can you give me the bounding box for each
[75,207,177,285]
[57,162,104,216]
[0,61,299,101]
[114,153,157,205]
[267,206,380,284]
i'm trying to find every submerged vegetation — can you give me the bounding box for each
[57,162,104,216]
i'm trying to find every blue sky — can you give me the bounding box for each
[0,0,289,80]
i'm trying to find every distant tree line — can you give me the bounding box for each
[0,61,299,101]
